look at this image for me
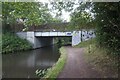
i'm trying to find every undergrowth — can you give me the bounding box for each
[76,38,119,78]
[2,33,32,54]
[84,44,118,78]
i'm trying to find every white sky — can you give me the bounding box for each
[61,10,71,22]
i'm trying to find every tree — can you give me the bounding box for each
[92,2,120,53]
[49,0,75,18]
[2,2,53,31]
[70,11,93,29]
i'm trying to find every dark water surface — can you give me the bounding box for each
[2,45,60,78]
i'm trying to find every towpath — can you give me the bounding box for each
[58,46,102,78]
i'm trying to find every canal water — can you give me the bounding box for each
[2,45,60,78]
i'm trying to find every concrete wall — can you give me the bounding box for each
[16,32,54,49]
[16,32,27,39]
[72,30,95,46]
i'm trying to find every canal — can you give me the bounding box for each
[2,45,60,78]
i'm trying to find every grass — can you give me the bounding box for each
[41,47,67,80]
[76,38,118,78]
[75,38,96,48]
[84,44,118,78]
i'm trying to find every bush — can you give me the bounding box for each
[93,2,120,54]
[2,33,32,54]
[76,39,118,78]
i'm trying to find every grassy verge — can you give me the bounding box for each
[84,44,118,78]
[75,38,96,48]
[76,38,118,78]
[42,47,67,80]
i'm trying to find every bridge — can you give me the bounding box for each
[35,31,72,37]
[16,30,95,48]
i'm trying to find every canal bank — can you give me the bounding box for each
[41,47,67,79]
[2,45,60,78]
[2,33,32,54]
[2,32,71,79]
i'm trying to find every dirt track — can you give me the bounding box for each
[58,46,102,78]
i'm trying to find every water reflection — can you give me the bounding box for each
[2,45,60,78]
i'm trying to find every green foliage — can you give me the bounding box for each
[70,11,93,30]
[84,44,118,78]
[75,38,96,48]
[50,0,75,17]
[36,69,47,77]
[2,2,53,27]
[2,2,64,32]
[2,33,32,54]
[57,37,71,45]
[92,2,120,53]
[67,2,94,30]
[76,39,118,77]
[0,35,1,44]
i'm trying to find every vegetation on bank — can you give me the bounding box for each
[75,38,96,48]
[84,45,118,78]
[36,47,67,79]
[0,34,2,52]
[2,33,32,54]
[76,39,119,78]
[56,37,71,46]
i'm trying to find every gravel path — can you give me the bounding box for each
[58,46,102,78]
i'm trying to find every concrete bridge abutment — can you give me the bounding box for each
[16,31,54,49]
